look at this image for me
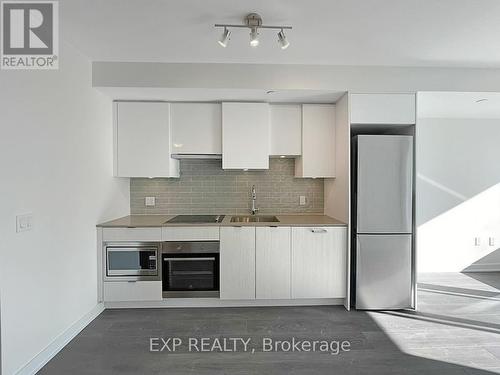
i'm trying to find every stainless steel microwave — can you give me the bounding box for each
[105,242,161,281]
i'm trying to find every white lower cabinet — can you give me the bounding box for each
[104,281,162,302]
[220,227,256,299]
[291,227,347,299]
[102,224,347,303]
[256,227,291,299]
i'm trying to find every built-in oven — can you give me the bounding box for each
[105,242,161,281]
[162,241,219,298]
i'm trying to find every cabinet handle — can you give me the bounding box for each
[164,257,216,262]
[310,228,327,233]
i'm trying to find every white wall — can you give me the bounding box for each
[0,42,130,374]
[417,117,500,272]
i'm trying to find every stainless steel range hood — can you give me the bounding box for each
[171,154,222,160]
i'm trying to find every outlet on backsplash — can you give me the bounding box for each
[299,196,307,206]
[145,197,156,207]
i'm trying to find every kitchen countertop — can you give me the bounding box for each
[97,214,347,228]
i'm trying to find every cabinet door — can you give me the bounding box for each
[350,93,416,124]
[220,227,256,299]
[114,102,179,177]
[256,227,291,299]
[270,104,302,156]
[103,281,162,302]
[295,104,335,178]
[291,227,346,298]
[171,103,222,155]
[222,102,269,169]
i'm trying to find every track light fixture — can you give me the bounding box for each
[215,13,292,49]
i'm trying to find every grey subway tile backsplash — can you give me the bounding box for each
[130,159,324,215]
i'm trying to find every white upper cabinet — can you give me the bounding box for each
[222,102,270,169]
[269,104,302,156]
[171,103,222,155]
[295,104,336,178]
[350,93,416,124]
[114,102,179,178]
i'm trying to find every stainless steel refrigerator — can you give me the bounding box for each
[354,135,414,310]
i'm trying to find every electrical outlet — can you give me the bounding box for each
[489,237,495,247]
[299,196,307,206]
[145,197,156,207]
[474,237,481,246]
[16,213,33,233]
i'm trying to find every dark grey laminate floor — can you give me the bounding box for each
[40,272,500,374]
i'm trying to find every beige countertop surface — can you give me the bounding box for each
[97,214,347,228]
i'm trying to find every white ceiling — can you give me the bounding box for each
[63,0,500,68]
[97,87,346,103]
[418,92,500,119]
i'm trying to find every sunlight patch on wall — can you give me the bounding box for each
[418,181,500,272]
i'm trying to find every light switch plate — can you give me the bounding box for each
[145,197,156,207]
[299,196,306,206]
[16,213,33,232]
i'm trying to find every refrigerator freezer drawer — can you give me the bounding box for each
[356,135,413,233]
[356,234,412,310]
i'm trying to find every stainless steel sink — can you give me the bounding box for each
[230,215,280,223]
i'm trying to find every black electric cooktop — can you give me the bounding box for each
[166,215,225,224]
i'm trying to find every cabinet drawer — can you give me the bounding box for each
[102,228,162,242]
[103,281,162,302]
[162,226,220,241]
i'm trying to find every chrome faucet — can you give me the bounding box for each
[251,185,259,215]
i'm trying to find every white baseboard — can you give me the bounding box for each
[104,298,345,309]
[463,263,500,272]
[15,303,104,375]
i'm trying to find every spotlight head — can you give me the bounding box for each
[218,27,231,48]
[250,27,259,47]
[278,30,289,50]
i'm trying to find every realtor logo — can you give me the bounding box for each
[1,1,58,69]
